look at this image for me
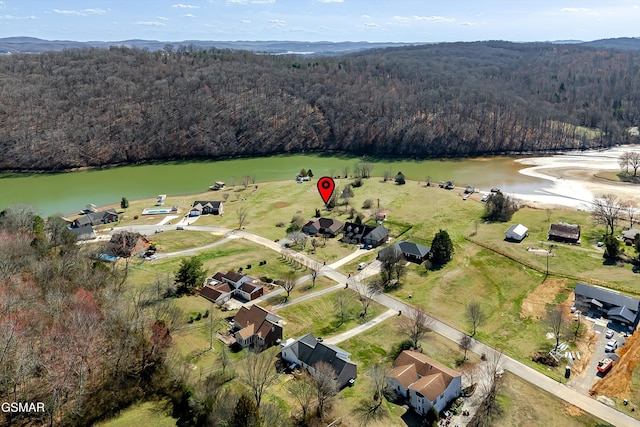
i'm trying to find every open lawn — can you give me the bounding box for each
[95,401,176,427]
[495,372,609,427]
[277,290,385,339]
[260,276,337,309]
[149,230,224,253]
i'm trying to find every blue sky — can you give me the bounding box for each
[1,1,639,43]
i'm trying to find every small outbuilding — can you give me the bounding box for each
[622,228,640,245]
[505,223,528,242]
[548,222,581,244]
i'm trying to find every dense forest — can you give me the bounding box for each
[1,41,640,171]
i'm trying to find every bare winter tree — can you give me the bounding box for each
[623,202,638,228]
[286,371,315,420]
[334,290,352,326]
[308,259,322,288]
[459,334,474,361]
[477,349,504,425]
[356,280,382,318]
[546,305,566,351]
[619,151,631,174]
[239,348,279,409]
[281,271,296,301]
[242,175,250,189]
[379,245,405,290]
[465,301,487,338]
[591,194,623,235]
[629,152,640,177]
[311,361,338,417]
[237,206,248,230]
[398,306,432,349]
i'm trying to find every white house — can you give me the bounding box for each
[386,350,461,415]
[505,223,528,242]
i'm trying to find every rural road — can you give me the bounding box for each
[115,224,640,426]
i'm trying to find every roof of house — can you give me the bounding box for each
[303,217,344,234]
[239,281,262,294]
[622,229,640,240]
[549,222,581,240]
[234,304,282,330]
[224,271,245,284]
[193,201,222,209]
[389,350,460,401]
[397,241,431,258]
[365,225,389,242]
[506,223,528,237]
[199,284,232,303]
[607,306,637,323]
[70,225,95,239]
[575,282,639,312]
[343,222,375,238]
[284,333,356,386]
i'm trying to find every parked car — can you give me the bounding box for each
[481,194,489,202]
[176,226,184,230]
[605,339,618,352]
[605,330,614,339]
[357,262,367,270]
[462,194,469,201]
[155,228,164,233]
[146,254,157,261]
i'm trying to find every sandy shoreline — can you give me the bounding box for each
[510,145,640,210]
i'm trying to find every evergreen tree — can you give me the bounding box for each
[482,192,518,222]
[395,171,406,185]
[430,229,454,266]
[175,256,207,295]
[603,234,619,259]
[230,394,263,427]
[120,197,129,209]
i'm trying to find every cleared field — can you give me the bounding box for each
[95,401,176,427]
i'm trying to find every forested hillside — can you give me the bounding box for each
[1,41,639,171]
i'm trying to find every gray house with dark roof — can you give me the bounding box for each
[190,201,224,216]
[280,333,357,389]
[72,209,119,228]
[378,241,431,264]
[302,218,344,237]
[341,222,389,248]
[574,282,640,328]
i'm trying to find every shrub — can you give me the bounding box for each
[276,221,285,228]
[362,199,373,209]
[133,215,139,220]
[195,312,202,321]
[352,177,363,188]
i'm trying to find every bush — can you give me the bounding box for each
[195,312,202,321]
[275,221,285,228]
[133,215,139,220]
[352,177,363,188]
[362,199,373,209]
[390,338,416,360]
[203,310,209,318]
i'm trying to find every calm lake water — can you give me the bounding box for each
[0,154,548,216]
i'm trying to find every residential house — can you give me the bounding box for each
[106,231,150,257]
[574,282,640,328]
[342,222,389,248]
[72,209,119,228]
[378,241,431,264]
[302,217,344,237]
[622,228,640,245]
[199,271,264,304]
[386,350,462,415]
[548,222,581,244]
[232,305,283,350]
[189,200,224,216]
[281,333,357,389]
[199,282,233,306]
[505,224,528,242]
[69,225,96,241]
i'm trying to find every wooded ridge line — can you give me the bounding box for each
[1,40,639,172]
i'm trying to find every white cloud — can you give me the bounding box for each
[0,1,4,8]
[182,13,196,18]
[135,21,167,26]
[157,16,169,21]
[240,19,252,24]
[460,21,478,26]
[363,22,379,28]
[53,8,109,16]
[269,19,286,26]
[0,14,37,20]
[317,0,344,3]
[361,15,370,19]
[561,8,590,13]
[393,15,455,23]
[172,3,199,8]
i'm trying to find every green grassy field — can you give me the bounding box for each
[95,401,176,427]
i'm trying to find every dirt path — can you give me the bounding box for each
[520,278,566,320]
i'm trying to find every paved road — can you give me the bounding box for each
[323,309,397,345]
[114,224,640,426]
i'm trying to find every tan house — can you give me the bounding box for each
[386,350,461,415]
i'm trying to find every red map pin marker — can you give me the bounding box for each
[317,177,335,204]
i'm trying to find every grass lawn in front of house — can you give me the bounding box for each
[277,290,385,340]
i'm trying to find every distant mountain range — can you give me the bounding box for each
[1,36,638,55]
[0,37,416,55]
